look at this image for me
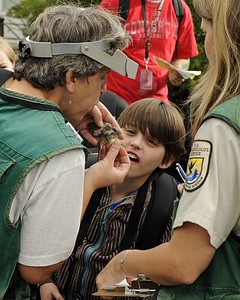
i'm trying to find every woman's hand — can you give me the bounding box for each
[85,139,130,189]
[96,251,128,292]
[39,282,64,300]
[71,102,124,146]
[82,139,130,218]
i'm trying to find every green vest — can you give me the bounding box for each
[155,97,240,299]
[0,87,86,299]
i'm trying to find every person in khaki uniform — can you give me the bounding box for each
[96,0,240,298]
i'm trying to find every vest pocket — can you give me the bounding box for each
[0,151,16,186]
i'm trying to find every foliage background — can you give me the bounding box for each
[7,0,208,107]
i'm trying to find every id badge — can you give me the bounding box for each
[140,69,153,90]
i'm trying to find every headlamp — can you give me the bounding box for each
[19,37,138,79]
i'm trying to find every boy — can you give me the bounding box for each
[40,98,186,300]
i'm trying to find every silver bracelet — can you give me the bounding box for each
[120,250,130,277]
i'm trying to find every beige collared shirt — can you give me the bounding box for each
[174,118,240,249]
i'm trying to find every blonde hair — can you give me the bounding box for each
[0,37,16,64]
[188,0,240,140]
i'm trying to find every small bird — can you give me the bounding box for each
[87,122,121,152]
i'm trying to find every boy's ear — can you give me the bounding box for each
[158,157,175,169]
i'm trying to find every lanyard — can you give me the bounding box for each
[142,0,165,61]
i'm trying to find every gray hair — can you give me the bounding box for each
[14,5,130,90]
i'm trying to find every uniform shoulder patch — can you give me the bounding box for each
[185,140,212,192]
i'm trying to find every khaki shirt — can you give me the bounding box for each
[174,118,240,248]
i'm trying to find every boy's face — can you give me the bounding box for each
[121,126,170,179]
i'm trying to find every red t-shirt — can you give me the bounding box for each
[100,0,198,104]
